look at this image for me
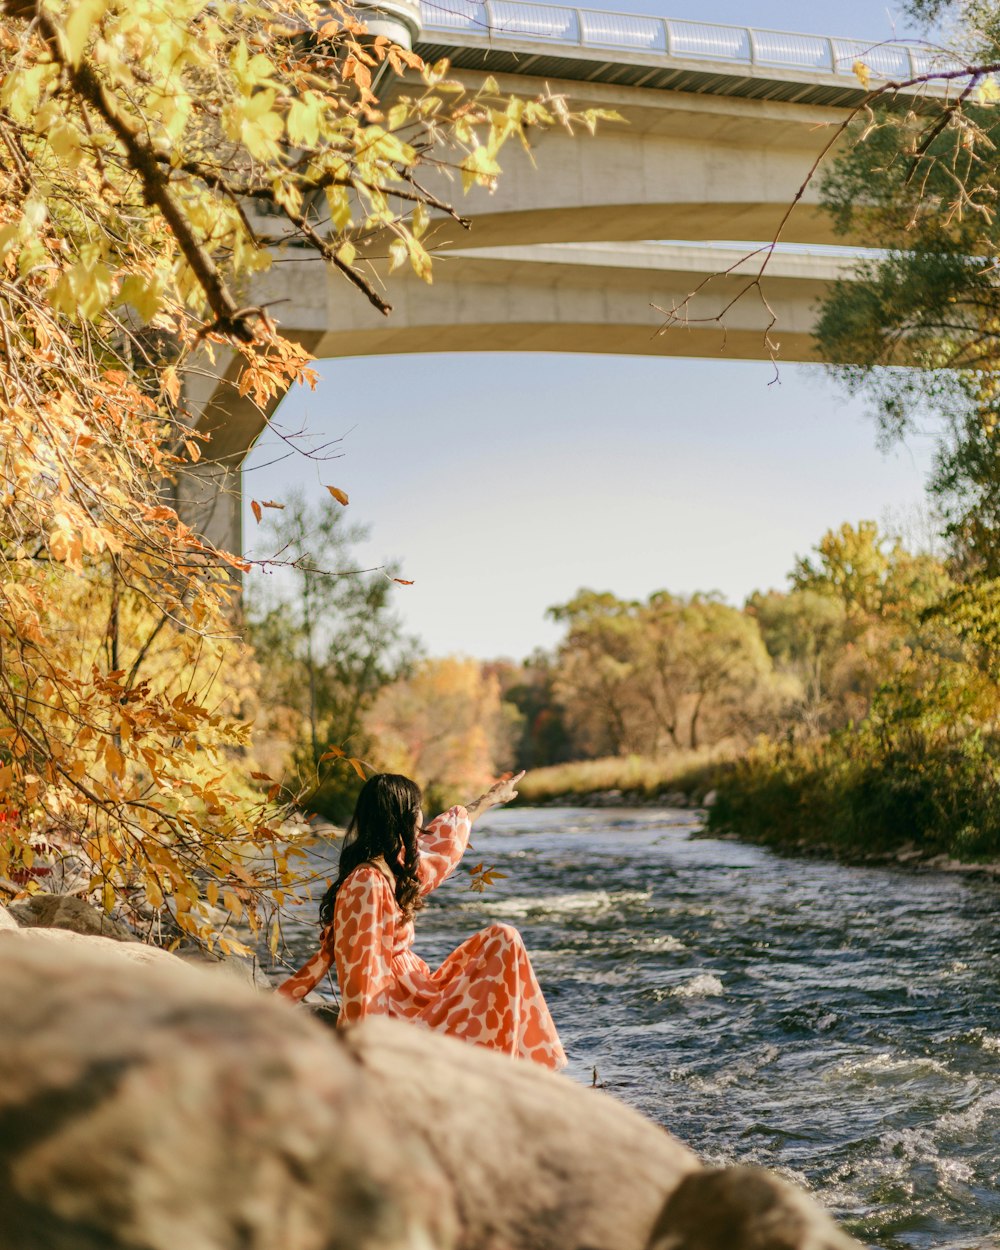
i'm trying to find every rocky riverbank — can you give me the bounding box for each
[1,891,861,1250]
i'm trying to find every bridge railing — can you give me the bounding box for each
[418,0,963,82]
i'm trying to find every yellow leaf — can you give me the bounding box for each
[325,485,349,505]
[65,0,109,66]
[852,60,871,91]
[160,367,181,405]
[979,77,1000,106]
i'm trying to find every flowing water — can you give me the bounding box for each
[272,807,1000,1250]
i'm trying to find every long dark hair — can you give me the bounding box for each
[319,773,424,926]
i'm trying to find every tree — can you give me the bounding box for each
[365,657,518,810]
[245,491,414,820]
[547,592,645,756]
[488,653,573,769]
[814,0,1000,573]
[0,0,605,946]
[548,589,784,756]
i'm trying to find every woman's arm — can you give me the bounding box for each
[276,930,334,1003]
[464,770,525,824]
[416,772,526,895]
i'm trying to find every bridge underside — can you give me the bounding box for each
[179,242,852,553]
[181,64,868,555]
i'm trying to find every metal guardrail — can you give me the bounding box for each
[418,0,961,81]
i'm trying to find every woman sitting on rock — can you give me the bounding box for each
[278,771,566,1071]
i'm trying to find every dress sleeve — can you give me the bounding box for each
[333,868,396,1025]
[276,928,334,1003]
[416,804,472,895]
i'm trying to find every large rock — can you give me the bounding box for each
[342,1015,700,1250]
[0,925,189,972]
[0,903,19,930]
[0,938,455,1250]
[0,937,861,1250]
[6,891,137,941]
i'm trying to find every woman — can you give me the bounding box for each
[278,771,566,1071]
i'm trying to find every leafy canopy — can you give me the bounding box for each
[0,0,608,947]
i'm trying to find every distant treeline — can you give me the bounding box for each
[247,502,1000,859]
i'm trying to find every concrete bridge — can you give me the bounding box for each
[182,1,937,551]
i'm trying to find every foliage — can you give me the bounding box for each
[490,653,574,770]
[816,1,1000,574]
[548,589,785,756]
[365,657,518,812]
[0,0,607,944]
[245,491,414,822]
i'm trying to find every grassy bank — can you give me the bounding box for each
[706,733,1000,863]
[515,749,730,806]
[515,736,1000,867]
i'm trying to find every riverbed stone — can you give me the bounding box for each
[6,890,138,941]
[644,1166,861,1250]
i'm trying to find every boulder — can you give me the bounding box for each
[0,903,19,930]
[0,925,187,972]
[0,936,860,1250]
[645,1166,860,1250]
[341,1015,700,1250]
[0,938,455,1250]
[6,891,137,941]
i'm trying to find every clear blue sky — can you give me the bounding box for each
[244,357,939,659]
[242,1,942,661]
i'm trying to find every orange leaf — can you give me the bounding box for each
[250,771,272,781]
[348,757,367,780]
[251,500,262,524]
[325,486,349,506]
[184,439,201,463]
[319,746,345,761]
[261,500,285,510]
[393,578,415,586]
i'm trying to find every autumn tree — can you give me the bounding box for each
[365,657,519,810]
[549,589,783,757]
[0,0,605,946]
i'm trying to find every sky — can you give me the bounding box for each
[241,1,944,661]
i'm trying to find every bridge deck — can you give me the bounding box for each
[414,0,961,107]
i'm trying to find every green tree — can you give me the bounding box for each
[815,0,1000,574]
[246,491,413,819]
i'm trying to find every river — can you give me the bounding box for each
[272,806,1000,1250]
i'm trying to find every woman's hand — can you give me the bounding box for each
[465,770,526,823]
[486,770,525,806]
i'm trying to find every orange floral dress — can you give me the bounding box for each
[278,806,566,1071]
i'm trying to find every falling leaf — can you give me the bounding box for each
[979,77,1000,106]
[261,500,285,510]
[325,486,349,506]
[250,499,263,523]
[393,577,415,585]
